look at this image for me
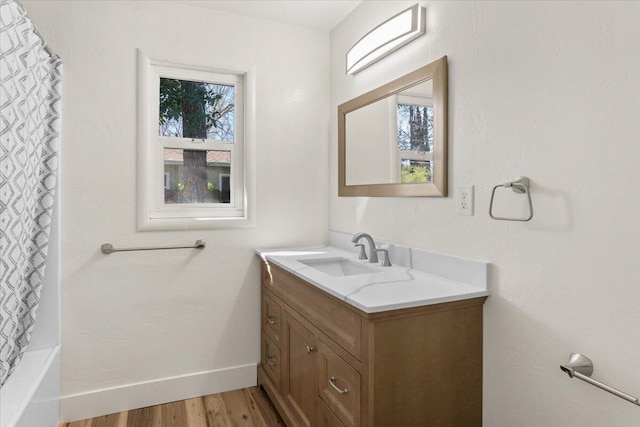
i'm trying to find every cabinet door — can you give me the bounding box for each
[282,310,317,427]
[320,401,347,427]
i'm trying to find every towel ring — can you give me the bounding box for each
[489,176,533,222]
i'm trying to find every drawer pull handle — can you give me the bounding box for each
[329,377,349,395]
[305,345,315,354]
[266,315,278,325]
[267,356,278,366]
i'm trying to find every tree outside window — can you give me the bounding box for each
[159,78,235,204]
[397,103,434,183]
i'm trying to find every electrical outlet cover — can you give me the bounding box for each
[456,185,474,216]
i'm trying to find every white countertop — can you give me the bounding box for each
[257,244,489,314]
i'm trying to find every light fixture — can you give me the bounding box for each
[346,4,426,75]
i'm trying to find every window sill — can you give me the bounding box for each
[137,215,255,231]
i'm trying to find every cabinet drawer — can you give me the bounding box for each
[262,335,281,390]
[317,340,361,427]
[263,292,282,346]
[319,401,347,427]
[263,263,362,359]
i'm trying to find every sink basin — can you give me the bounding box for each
[300,257,380,277]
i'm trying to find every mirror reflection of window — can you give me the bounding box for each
[400,159,431,183]
[397,102,434,152]
[393,80,434,183]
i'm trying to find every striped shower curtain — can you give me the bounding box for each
[0,0,62,386]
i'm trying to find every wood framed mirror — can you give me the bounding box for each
[338,56,448,197]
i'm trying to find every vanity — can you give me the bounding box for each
[258,55,483,425]
[256,233,489,427]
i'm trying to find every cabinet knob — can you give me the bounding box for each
[329,377,349,395]
[266,315,278,325]
[305,345,315,354]
[266,356,278,366]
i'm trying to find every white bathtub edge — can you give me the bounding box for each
[1,345,60,427]
[60,362,257,423]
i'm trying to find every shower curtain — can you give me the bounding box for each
[0,0,62,386]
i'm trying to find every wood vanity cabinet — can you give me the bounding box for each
[258,262,486,427]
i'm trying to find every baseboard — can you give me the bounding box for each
[60,363,257,422]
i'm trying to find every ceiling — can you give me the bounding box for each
[180,0,363,31]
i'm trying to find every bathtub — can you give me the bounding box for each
[1,346,60,427]
[1,186,61,427]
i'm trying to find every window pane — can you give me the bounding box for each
[400,159,431,183]
[159,78,235,142]
[397,104,433,152]
[164,149,231,204]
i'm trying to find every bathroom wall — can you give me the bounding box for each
[22,0,329,421]
[331,1,640,426]
[345,99,394,185]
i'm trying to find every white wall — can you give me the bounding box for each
[345,99,393,185]
[23,0,329,421]
[331,1,640,426]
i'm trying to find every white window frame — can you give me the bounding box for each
[392,94,434,182]
[137,50,255,230]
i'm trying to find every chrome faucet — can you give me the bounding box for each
[351,233,378,264]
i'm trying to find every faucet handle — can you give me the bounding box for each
[355,243,368,260]
[375,249,392,267]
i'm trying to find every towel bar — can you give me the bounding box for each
[560,353,640,406]
[101,239,205,254]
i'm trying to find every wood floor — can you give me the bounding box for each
[59,387,284,427]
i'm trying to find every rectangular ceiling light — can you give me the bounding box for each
[346,4,426,75]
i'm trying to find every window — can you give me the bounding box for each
[137,51,254,230]
[395,94,434,183]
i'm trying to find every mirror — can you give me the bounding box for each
[338,56,447,197]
